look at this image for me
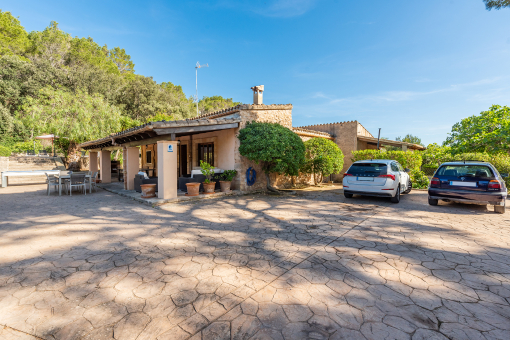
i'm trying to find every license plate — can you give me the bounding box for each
[357,177,374,181]
[450,181,477,187]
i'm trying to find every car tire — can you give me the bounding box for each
[403,179,412,194]
[344,193,353,198]
[390,186,400,203]
[495,204,505,214]
[428,198,438,206]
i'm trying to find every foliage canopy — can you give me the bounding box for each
[396,134,423,146]
[484,0,510,10]
[302,138,344,185]
[444,105,510,154]
[0,10,240,159]
[18,87,122,143]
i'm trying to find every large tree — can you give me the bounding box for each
[0,10,30,56]
[18,87,122,169]
[444,105,510,154]
[484,0,510,10]
[302,138,344,185]
[196,96,241,115]
[396,134,423,146]
[238,122,305,192]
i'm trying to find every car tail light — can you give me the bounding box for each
[488,180,501,190]
[378,174,395,181]
[343,173,354,178]
[430,177,440,187]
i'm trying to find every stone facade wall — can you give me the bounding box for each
[234,105,293,192]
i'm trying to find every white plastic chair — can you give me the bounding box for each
[86,172,98,193]
[45,173,59,196]
[68,173,86,196]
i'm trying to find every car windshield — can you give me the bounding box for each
[436,165,494,178]
[347,163,387,176]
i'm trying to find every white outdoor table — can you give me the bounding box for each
[190,169,224,178]
[1,170,60,188]
[56,174,91,196]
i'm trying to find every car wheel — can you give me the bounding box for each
[344,193,353,198]
[390,186,400,203]
[428,198,438,206]
[495,203,505,214]
[403,179,412,194]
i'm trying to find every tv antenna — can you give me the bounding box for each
[195,62,209,117]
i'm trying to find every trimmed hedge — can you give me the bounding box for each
[351,150,427,188]
[351,150,422,170]
[0,145,11,157]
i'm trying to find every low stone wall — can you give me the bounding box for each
[0,156,66,186]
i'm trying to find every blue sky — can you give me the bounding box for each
[3,0,510,145]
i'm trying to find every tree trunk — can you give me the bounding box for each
[67,141,81,171]
[265,172,279,193]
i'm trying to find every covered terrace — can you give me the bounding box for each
[78,116,241,200]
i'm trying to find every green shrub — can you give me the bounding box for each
[351,150,422,170]
[11,140,43,153]
[410,169,429,189]
[222,170,238,182]
[0,145,11,157]
[487,154,510,187]
[200,160,215,184]
[238,122,305,190]
[302,138,344,185]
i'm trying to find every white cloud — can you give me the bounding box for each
[315,77,504,105]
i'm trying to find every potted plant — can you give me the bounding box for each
[220,169,237,193]
[200,160,216,194]
[185,182,200,196]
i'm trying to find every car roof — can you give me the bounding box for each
[441,161,493,166]
[352,159,394,164]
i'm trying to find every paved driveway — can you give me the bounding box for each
[0,184,509,340]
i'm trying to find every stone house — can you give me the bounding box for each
[79,86,424,199]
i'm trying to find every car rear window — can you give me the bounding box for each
[436,165,495,178]
[347,163,388,176]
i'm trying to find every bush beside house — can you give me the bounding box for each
[302,138,344,185]
[238,122,305,192]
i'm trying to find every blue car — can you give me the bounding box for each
[428,161,508,213]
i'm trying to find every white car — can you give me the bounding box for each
[342,159,412,203]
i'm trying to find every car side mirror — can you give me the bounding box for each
[405,168,410,173]
[501,173,509,178]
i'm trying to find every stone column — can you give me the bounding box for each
[402,145,408,152]
[157,141,178,199]
[89,151,98,174]
[125,147,139,191]
[99,150,111,184]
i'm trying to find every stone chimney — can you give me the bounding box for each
[251,85,264,104]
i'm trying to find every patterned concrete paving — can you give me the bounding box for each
[0,184,509,340]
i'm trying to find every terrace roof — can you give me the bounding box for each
[79,116,242,150]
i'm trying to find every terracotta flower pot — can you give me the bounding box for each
[202,182,216,194]
[185,182,200,196]
[140,183,156,198]
[219,181,232,193]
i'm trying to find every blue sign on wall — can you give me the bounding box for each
[167,145,173,152]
